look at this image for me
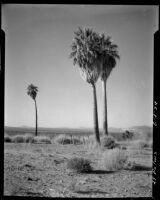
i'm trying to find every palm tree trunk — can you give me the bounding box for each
[102,79,108,135]
[34,99,38,136]
[92,83,100,144]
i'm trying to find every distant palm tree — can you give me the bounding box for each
[98,34,120,135]
[70,27,101,144]
[27,84,38,136]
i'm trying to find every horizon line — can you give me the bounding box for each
[4,125,153,129]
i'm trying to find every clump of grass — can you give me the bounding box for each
[12,135,25,143]
[67,157,93,173]
[33,136,52,144]
[101,135,117,149]
[101,148,128,171]
[4,134,12,143]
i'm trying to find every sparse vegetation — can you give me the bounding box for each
[4,129,152,197]
[67,157,93,173]
[101,148,128,171]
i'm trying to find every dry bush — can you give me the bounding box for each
[84,135,96,144]
[71,136,83,145]
[101,148,128,171]
[12,135,25,143]
[122,130,134,140]
[85,141,103,158]
[4,134,13,143]
[82,135,104,160]
[33,136,52,144]
[54,134,72,144]
[54,134,82,145]
[23,134,34,143]
[101,135,117,149]
[67,157,92,173]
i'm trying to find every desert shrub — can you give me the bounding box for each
[24,134,34,143]
[4,134,12,142]
[33,136,52,144]
[101,135,117,149]
[67,157,92,173]
[12,135,25,143]
[122,130,134,140]
[101,148,128,171]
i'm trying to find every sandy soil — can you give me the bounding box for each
[4,143,152,198]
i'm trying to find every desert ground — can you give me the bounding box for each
[4,127,153,198]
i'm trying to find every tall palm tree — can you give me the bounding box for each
[98,34,120,135]
[27,84,38,136]
[70,27,101,144]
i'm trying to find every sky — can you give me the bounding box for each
[2,4,158,129]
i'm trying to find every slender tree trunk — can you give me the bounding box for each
[102,79,108,135]
[92,83,100,144]
[34,99,38,136]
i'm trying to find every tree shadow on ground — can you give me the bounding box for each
[83,170,115,174]
[125,164,152,171]
[75,189,108,195]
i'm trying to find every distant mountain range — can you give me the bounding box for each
[5,125,152,134]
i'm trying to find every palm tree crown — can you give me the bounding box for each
[27,84,38,100]
[70,27,101,84]
[98,34,120,80]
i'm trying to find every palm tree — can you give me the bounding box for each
[98,34,120,135]
[27,84,38,136]
[70,27,101,144]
